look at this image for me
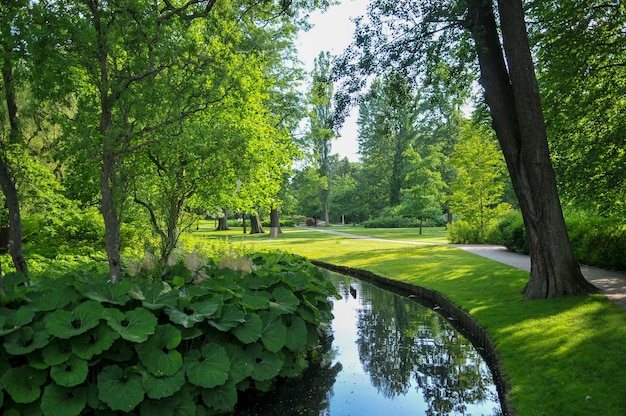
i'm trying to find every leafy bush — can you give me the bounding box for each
[363,215,419,228]
[0,251,338,415]
[446,220,481,243]
[305,217,316,226]
[261,219,295,228]
[495,211,528,253]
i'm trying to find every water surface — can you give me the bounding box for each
[237,271,503,415]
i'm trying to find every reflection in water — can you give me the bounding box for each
[236,271,502,415]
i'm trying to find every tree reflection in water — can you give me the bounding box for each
[235,271,502,415]
[345,272,502,416]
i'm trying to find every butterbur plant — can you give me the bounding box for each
[0,251,339,415]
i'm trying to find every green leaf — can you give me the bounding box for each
[80,279,132,305]
[42,341,74,366]
[136,324,183,377]
[280,351,309,378]
[50,355,89,387]
[201,380,237,412]
[260,311,286,353]
[232,313,262,344]
[129,281,179,310]
[28,285,81,311]
[179,327,203,340]
[101,339,134,362]
[41,383,88,416]
[249,346,284,382]
[208,304,245,331]
[104,307,157,343]
[184,344,230,388]
[0,365,47,403]
[141,367,186,400]
[284,315,308,352]
[225,344,255,384]
[268,286,300,315]
[139,394,182,416]
[44,300,104,339]
[164,307,205,328]
[189,295,222,317]
[240,291,271,310]
[0,307,35,336]
[71,321,120,360]
[97,365,144,412]
[3,324,50,355]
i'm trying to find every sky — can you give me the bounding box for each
[295,0,372,162]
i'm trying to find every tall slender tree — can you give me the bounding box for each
[308,51,335,226]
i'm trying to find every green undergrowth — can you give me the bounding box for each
[206,228,626,416]
[0,249,338,415]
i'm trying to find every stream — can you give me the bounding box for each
[236,271,503,415]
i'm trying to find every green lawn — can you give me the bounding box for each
[193,225,626,415]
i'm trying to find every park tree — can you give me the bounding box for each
[399,146,446,234]
[0,0,30,277]
[358,73,419,209]
[336,0,597,299]
[308,51,336,226]
[447,122,509,241]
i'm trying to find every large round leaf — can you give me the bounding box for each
[41,383,87,416]
[141,367,186,400]
[260,311,286,353]
[129,281,179,310]
[225,344,255,384]
[232,313,262,344]
[136,324,183,377]
[3,324,50,355]
[0,365,47,403]
[208,304,245,331]
[164,307,205,329]
[50,355,89,387]
[249,347,285,382]
[268,286,300,315]
[139,394,181,416]
[44,300,104,339]
[201,380,237,412]
[97,365,144,412]
[284,315,308,352]
[71,321,120,360]
[103,307,157,343]
[80,279,132,305]
[42,340,73,366]
[28,285,81,312]
[184,344,230,388]
[0,306,35,336]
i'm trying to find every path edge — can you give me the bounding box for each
[312,259,514,416]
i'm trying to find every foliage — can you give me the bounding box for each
[0,250,338,415]
[529,0,626,217]
[446,122,511,242]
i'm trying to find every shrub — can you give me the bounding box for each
[495,211,528,253]
[362,215,419,228]
[447,220,481,243]
[0,251,338,415]
[305,217,316,226]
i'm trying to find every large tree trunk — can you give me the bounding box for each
[215,208,230,231]
[1,48,28,276]
[269,208,281,238]
[249,215,264,234]
[465,0,597,299]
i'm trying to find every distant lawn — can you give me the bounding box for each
[320,224,449,243]
[191,226,626,416]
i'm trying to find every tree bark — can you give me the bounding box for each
[215,208,230,231]
[250,215,265,234]
[465,0,597,299]
[1,45,28,277]
[269,207,281,238]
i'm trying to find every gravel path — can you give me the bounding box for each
[307,228,626,310]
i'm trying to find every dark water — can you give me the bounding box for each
[237,271,503,415]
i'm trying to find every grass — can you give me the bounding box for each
[193,224,626,415]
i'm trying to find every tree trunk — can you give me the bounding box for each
[250,215,265,234]
[215,208,230,231]
[1,48,28,276]
[322,189,330,226]
[241,213,247,234]
[269,208,281,238]
[465,0,597,299]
